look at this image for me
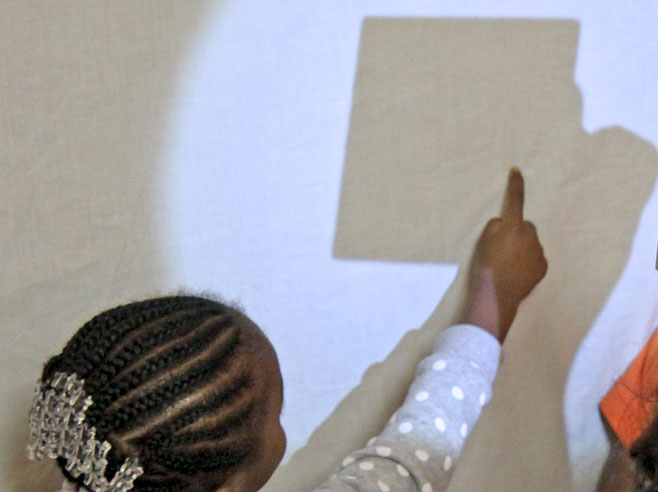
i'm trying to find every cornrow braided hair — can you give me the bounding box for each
[42,295,266,492]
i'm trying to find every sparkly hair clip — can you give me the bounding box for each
[27,372,144,492]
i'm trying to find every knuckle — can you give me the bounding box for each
[485,218,502,230]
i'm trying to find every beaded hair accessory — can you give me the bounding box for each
[27,372,144,492]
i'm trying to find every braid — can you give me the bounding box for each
[144,373,254,449]
[42,296,265,492]
[88,307,221,386]
[90,312,232,411]
[45,297,212,379]
[95,339,240,435]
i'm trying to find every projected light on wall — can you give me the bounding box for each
[158,3,658,489]
[159,2,458,460]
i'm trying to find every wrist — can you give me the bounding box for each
[459,284,520,343]
[461,267,522,343]
[458,297,500,342]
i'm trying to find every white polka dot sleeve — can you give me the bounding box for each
[312,324,501,492]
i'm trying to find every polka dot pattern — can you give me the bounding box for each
[331,332,495,491]
[415,449,429,462]
[376,446,392,457]
[342,456,355,467]
[444,455,453,471]
[398,421,413,434]
[415,390,430,402]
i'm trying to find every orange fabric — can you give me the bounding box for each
[600,329,658,448]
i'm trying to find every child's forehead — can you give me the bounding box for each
[246,335,282,392]
[236,313,278,355]
[244,332,281,377]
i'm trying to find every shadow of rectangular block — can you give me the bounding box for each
[334,18,580,264]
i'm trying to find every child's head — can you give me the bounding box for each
[628,417,658,491]
[597,406,658,491]
[34,295,285,492]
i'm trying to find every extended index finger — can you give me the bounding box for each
[502,167,524,224]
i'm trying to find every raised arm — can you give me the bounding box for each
[459,167,547,343]
[313,168,547,492]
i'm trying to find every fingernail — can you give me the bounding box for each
[511,167,520,173]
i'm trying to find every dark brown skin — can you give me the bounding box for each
[458,168,548,343]
[595,433,638,492]
[456,169,639,490]
[228,168,550,491]
[595,416,646,492]
[219,331,286,492]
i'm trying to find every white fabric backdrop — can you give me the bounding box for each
[161,3,658,491]
[3,2,658,491]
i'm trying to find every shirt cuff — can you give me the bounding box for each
[432,323,502,385]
